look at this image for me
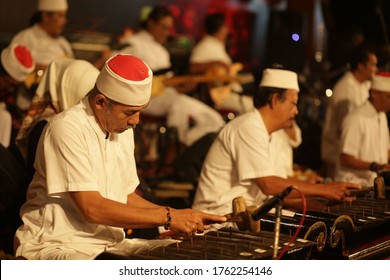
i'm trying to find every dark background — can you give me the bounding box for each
[1,0,389,72]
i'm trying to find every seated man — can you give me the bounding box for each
[14,54,226,260]
[189,12,254,114]
[117,6,225,147]
[321,47,378,179]
[336,72,390,186]
[9,0,74,111]
[192,68,361,218]
[10,0,73,72]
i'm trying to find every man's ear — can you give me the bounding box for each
[270,93,279,109]
[41,12,50,23]
[95,94,107,109]
[357,62,365,72]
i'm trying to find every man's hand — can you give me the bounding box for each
[169,209,226,236]
[322,181,362,202]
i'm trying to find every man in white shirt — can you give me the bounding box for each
[272,122,302,178]
[192,68,361,218]
[336,72,390,185]
[189,12,254,114]
[189,13,232,74]
[9,0,74,111]
[14,54,226,260]
[10,0,73,72]
[321,47,378,179]
[119,6,224,147]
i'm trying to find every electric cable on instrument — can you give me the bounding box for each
[276,186,307,260]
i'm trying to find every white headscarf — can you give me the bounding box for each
[16,58,99,159]
[36,58,99,110]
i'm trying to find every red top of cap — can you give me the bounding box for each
[376,72,390,78]
[14,45,33,68]
[107,54,149,81]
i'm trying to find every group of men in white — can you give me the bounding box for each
[321,48,390,186]
[0,0,389,260]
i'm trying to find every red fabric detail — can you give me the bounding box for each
[14,45,33,68]
[376,72,390,78]
[107,54,149,81]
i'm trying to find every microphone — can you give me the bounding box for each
[251,186,293,221]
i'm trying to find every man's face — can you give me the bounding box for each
[217,24,229,42]
[98,98,148,134]
[373,90,390,113]
[360,53,378,81]
[42,11,68,37]
[274,89,299,128]
[148,16,174,44]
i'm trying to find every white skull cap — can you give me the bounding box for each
[96,54,153,106]
[1,44,35,82]
[38,0,68,11]
[260,68,299,91]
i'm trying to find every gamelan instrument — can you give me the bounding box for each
[97,187,315,260]
[121,227,316,260]
[260,195,390,259]
[98,187,390,260]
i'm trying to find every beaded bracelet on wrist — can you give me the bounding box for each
[164,207,172,230]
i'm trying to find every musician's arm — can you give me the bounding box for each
[340,153,390,171]
[254,175,360,202]
[189,61,229,74]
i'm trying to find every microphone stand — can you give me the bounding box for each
[250,186,293,259]
[272,201,283,259]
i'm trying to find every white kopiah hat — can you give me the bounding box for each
[38,0,68,11]
[1,44,35,82]
[259,68,299,91]
[96,54,153,106]
[371,72,390,93]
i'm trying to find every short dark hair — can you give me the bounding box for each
[28,11,55,26]
[29,12,42,26]
[253,87,287,109]
[205,13,226,35]
[141,5,173,28]
[349,46,376,71]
